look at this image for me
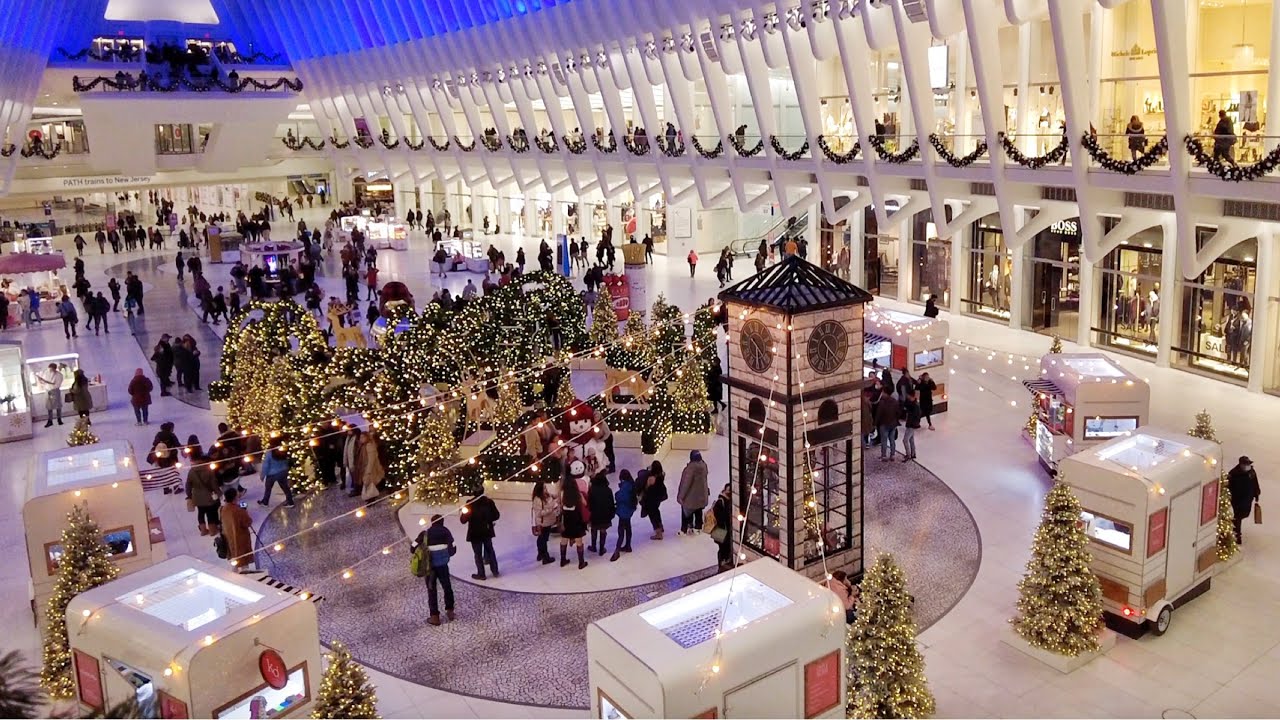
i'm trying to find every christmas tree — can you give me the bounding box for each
[1187,409,1219,443]
[552,367,577,410]
[691,306,719,368]
[1011,478,1104,657]
[491,378,522,426]
[1024,406,1039,437]
[65,417,99,447]
[588,285,619,348]
[649,295,687,375]
[606,312,653,370]
[669,354,711,432]
[311,642,380,719]
[41,506,120,698]
[1049,335,1064,354]
[847,553,935,719]
[1215,473,1239,561]
[413,408,460,505]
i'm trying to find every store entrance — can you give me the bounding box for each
[1030,260,1079,340]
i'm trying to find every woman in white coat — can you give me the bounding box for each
[530,478,561,565]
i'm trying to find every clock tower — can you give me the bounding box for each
[718,255,873,581]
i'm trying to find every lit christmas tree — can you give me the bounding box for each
[491,378,522,426]
[846,553,935,719]
[65,417,98,447]
[552,367,577,410]
[1011,478,1104,657]
[649,295,687,375]
[1024,406,1039,437]
[588,285,619,348]
[311,642,380,719]
[41,506,120,698]
[1187,409,1219,443]
[669,354,711,433]
[607,312,653,370]
[413,408,460,505]
[1215,473,1239,562]
[691,306,719,368]
[1049,335,1064,354]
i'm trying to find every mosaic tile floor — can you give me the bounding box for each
[257,457,981,709]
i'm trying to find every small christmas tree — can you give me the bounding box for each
[669,354,711,433]
[552,367,577,410]
[1049,335,1064,354]
[41,506,121,698]
[650,295,687,375]
[311,642,380,719]
[1187,409,1219,443]
[607,312,653,370]
[847,553,935,719]
[413,409,460,505]
[1215,473,1239,561]
[692,306,719,368]
[65,417,99,447]
[1024,406,1039,437]
[491,379,522,426]
[1011,478,1104,657]
[588,285,619,348]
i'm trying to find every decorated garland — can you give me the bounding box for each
[71,73,302,93]
[563,134,587,154]
[729,134,765,158]
[1,143,16,157]
[592,132,618,154]
[623,136,651,156]
[866,135,920,163]
[329,135,351,149]
[427,136,451,152]
[769,135,809,161]
[353,136,375,149]
[56,46,283,65]
[534,134,558,153]
[658,136,686,157]
[282,136,326,151]
[454,136,477,152]
[1078,133,1168,174]
[20,142,62,160]
[1183,135,1280,182]
[507,132,531,153]
[405,138,425,151]
[927,133,988,167]
[691,136,724,159]
[481,134,503,152]
[997,130,1069,169]
[378,134,400,150]
[816,135,860,163]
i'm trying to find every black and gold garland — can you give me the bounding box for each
[427,136,451,152]
[72,73,302,93]
[508,132,531,153]
[353,136,375,149]
[815,135,860,163]
[927,133,988,167]
[729,134,765,158]
[769,135,809,161]
[20,142,62,160]
[1080,133,1168,174]
[1184,135,1280,182]
[329,135,351,149]
[454,137,477,152]
[282,136,326,151]
[563,134,587,154]
[405,138,426,151]
[997,130,1069,169]
[481,134,503,152]
[0,144,15,157]
[866,135,920,163]
[379,135,400,150]
[658,136,686,157]
[534,134,558,153]
[691,136,724,159]
[592,132,618,154]
[56,47,283,64]
[623,136,651,156]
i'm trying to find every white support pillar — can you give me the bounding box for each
[850,206,866,287]
[1156,217,1178,368]
[954,34,973,141]
[1016,22,1033,153]
[1076,254,1095,349]
[897,215,911,302]
[950,212,967,314]
[1247,231,1275,393]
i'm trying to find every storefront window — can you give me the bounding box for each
[1029,217,1081,342]
[911,209,951,305]
[862,206,900,297]
[1192,1,1273,152]
[1098,2,1165,159]
[802,443,852,565]
[1175,229,1256,381]
[1095,220,1163,357]
[964,214,1011,320]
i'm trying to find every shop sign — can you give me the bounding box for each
[803,651,842,718]
[73,650,104,712]
[59,175,155,189]
[1111,44,1156,61]
[1049,219,1079,237]
[259,649,289,690]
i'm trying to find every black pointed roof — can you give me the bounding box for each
[718,254,874,313]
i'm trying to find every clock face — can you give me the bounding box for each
[738,319,774,373]
[807,319,849,375]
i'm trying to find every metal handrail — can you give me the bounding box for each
[727,212,807,256]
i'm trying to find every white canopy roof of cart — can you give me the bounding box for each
[30,441,139,500]
[1070,426,1222,494]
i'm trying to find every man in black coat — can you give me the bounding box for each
[151,336,175,395]
[459,494,501,580]
[1227,456,1261,544]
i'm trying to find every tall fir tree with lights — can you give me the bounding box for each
[607,311,653,370]
[65,417,98,447]
[649,295,687,375]
[588,285,619,348]
[41,506,120,698]
[669,354,711,433]
[492,377,522,426]
[311,642,379,719]
[1011,478,1104,657]
[846,553,935,719]
[413,408,460,505]
[552,367,577,410]
[691,306,719,368]
[1185,410,1237,560]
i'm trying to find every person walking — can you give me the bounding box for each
[640,461,668,540]
[185,445,222,536]
[923,294,940,318]
[875,390,902,461]
[460,493,501,580]
[256,445,296,508]
[559,472,590,569]
[355,430,385,501]
[687,249,698,277]
[36,363,64,427]
[1227,456,1262,545]
[530,479,560,565]
[587,472,616,556]
[901,391,922,461]
[677,450,710,535]
[917,372,937,430]
[57,295,79,339]
[711,483,733,572]
[409,514,457,625]
[1213,110,1238,166]
[107,277,122,312]
[220,488,255,571]
[610,469,637,562]
[70,370,93,423]
[1125,115,1146,162]
[127,369,154,425]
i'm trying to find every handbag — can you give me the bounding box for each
[1254,503,1263,524]
[64,392,74,403]
[185,498,196,512]
[710,526,729,543]
[214,533,229,559]
[360,479,380,501]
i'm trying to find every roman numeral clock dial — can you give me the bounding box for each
[806,319,849,375]
[738,319,774,374]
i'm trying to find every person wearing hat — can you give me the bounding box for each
[677,450,710,536]
[143,441,182,493]
[1227,456,1262,545]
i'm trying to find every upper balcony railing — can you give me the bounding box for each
[54,42,286,67]
[72,69,303,94]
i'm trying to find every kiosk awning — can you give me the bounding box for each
[866,332,891,345]
[1023,378,1064,397]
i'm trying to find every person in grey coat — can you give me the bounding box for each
[677,450,710,535]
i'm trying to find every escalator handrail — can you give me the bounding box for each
[728,212,807,256]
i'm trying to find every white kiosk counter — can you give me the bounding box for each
[863,306,950,412]
[1023,352,1150,471]
[587,559,846,719]
[1059,428,1222,637]
[24,441,166,628]
[67,556,322,719]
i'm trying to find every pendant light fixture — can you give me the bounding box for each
[1231,0,1255,65]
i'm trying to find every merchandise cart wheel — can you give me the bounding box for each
[1151,605,1172,636]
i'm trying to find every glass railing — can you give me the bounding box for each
[728,212,807,256]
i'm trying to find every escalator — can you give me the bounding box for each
[728,211,808,257]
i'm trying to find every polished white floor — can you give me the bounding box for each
[1,202,1277,718]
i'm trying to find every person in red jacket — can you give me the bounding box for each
[127,368,154,425]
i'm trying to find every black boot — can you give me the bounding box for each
[577,545,588,570]
[599,531,608,556]
[560,544,569,568]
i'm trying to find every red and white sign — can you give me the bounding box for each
[73,650,103,712]
[804,650,842,718]
[1146,508,1168,558]
[604,273,631,321]
[1201,481,1219,526]
[258,649,288,690]
[158,690,189,719]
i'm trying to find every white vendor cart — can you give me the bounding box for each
[1059,428,1222,637]
[66,556,322,719]
[25,353,110,421]
[0,340,33,442]
[863,305,950,412]
[1022,353,1150,471]
[23,441,166,628]
[587,559,847,719]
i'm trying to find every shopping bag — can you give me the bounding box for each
[1254,503,1263,524]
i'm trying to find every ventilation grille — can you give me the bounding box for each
[1224,199,1280,222]
[902,0,929,22]
[857,176,870,187]
[1124,192,1175,211]
[910,179,928,192]
[970,182,996,196]
[1041,186,1077,202]
[700,31,719,61]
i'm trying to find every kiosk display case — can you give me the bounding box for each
[241,241,306,283]
[23,441,166,628]
[1022,353,1150,470]
[25,353,109,420]
[587,559,846,719]
[1059,427,1222,637]
[339,214,408,250]
[67,556,321,719]
[863,306,950,412]
[0,340,33,442]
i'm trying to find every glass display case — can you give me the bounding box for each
[26,353,109,420]
[0,341,32,442]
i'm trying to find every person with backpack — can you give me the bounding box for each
[610,469,637,562]
[640,461,668,540]
[409,514,457,625]
[459,493,501,580]
[587,472,616,557]
[901,391,923,461]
